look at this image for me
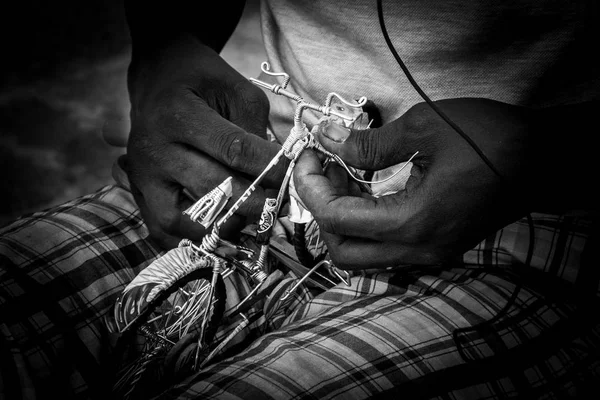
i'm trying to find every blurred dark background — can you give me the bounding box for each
[0,0,264,226]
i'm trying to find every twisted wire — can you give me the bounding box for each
[146,255,211,304]
[200,229,220,253]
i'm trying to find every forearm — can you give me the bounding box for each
[124,0,246,53]
[529,100,598,214]
[124,1,249,111]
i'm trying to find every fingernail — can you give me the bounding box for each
[102,117,130,147]
[318,120,351,143]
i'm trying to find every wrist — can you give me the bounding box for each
[126,34,219,105]
[526,101,597,213]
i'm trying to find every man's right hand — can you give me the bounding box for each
[126,36,285,249]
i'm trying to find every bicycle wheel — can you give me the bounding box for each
[107,246,227,400]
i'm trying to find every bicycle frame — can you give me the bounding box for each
[107,62,372,397]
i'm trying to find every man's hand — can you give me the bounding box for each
[126,36,285,249]
[294,98,541,269]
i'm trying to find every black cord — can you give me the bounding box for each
[376,0,537,362]
[376,0,504,181]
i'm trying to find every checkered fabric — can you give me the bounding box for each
[1,185,599,399]
[157,267,600,399]
[0,185,163,399]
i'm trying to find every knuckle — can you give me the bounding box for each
[127,129,169,167]
[153,207,180,234]
[354,129,377,166]
[127,127,153,153]
[147,87,176,115]
[235,81,269,111]
[231,82,270,136]
[146,87,187,132]
[222,134,247,170]
[403,103,434,136]
[353,128,393,169]
[219,131,265,174]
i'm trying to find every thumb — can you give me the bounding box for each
[102,114,131,147]
[314,118,417,171]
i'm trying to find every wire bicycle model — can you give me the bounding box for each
[105,61,410,399]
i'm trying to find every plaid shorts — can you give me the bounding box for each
[1,184,599,399]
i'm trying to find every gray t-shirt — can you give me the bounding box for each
[259,0,598,140]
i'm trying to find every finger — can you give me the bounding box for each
[102,114,130,147]
[227,81,270,141]
[130,177,206,249]
[132,179,245,250]
[321,231,443,270]
[323,162,363,197]
[294,150,409,241]
[163,143,269,220]
[168,91,287,188]
[313,118,425,171]
[129,159,247,250]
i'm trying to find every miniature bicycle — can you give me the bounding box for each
[105,61,414,399]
